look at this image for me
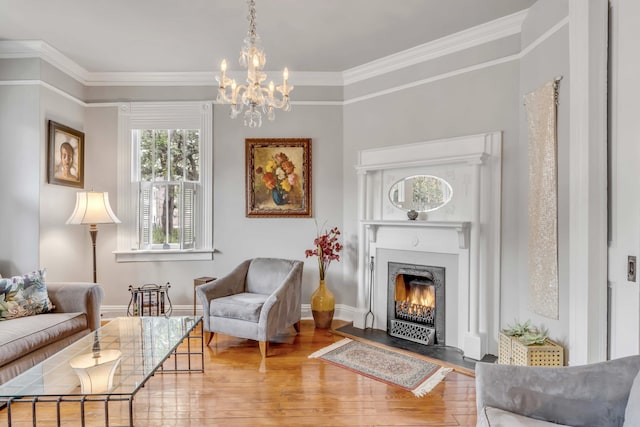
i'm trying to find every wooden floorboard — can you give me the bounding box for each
[0,320,477,426]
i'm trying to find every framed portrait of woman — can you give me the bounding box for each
[47,120,84,188]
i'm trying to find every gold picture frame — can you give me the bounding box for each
[246,138,312,218]
[47,120,84,188]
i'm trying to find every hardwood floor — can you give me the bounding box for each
[3,320,477,426]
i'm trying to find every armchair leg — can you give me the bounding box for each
[205,331,215,346]
[259,341,269,358]
[293,321,301,333]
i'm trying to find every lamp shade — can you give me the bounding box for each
[66,191,121,225]
[69,350,122,394]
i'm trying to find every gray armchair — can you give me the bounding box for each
[196,258,303,358]
[475,355,640,427]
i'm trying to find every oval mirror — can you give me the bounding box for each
[388,175,453,212]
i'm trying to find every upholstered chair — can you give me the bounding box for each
[196,258,303,358]
[475,355,640,427]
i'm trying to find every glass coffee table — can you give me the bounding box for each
[0,316,203,426]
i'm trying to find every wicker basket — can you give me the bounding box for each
[498,332,564,367]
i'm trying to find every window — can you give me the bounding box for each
[135,129,198,250]
[116,103,213,262]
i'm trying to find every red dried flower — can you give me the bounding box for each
[305,223,342,280]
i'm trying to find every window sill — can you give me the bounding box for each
[114,249,214,263]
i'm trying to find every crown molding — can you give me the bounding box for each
[0,79,89,107]
[3,8,578,109]
[0,40,344,87]
[0,40,90,83]
[342,9,528,85]
[0,9,529,88]
[86,71,215,86]
[344,54,519,105]
[84,70,344,87]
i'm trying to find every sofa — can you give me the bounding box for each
[0,281,103,384]
[475,355,640,427]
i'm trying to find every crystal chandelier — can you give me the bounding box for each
[216,0,293,128]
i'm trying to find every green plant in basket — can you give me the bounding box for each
[502,319,549,346]
[519,329,549,345]
[502,319,533,337]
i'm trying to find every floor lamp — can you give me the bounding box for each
[66,191,121,283]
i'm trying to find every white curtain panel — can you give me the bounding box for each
[525,79,560,320]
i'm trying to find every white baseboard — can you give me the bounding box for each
[100,304,197,319]
[101,304,358,322]
[301,303,357,323]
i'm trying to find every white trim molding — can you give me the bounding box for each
[103,303,357,322]
[0,8,575,110]
[85,71,344,87]
[343,9,527,85]
[568,0,609,365]
[101,304,198,319]
[0,9,530,88]
[0,40,89,83]
[362,221,470,250]
[520,16,569,58]
[113,249,214,262]
[344,55,519,106]
[354,132,502,360]
[0,79,88,107]
[115,101,214,262]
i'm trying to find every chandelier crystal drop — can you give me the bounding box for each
[216,0,293,128]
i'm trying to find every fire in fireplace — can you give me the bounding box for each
[395,277,436,325]
[387,262,445,346]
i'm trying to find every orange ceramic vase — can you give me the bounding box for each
[311,280,335,328]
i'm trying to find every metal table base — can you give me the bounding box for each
[0,318,204,427]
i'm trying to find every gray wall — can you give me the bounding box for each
[3,1,630,359]
[39,85,86,283]
[0,59,85,278]
[516,0,570,349]
[37,96,344,310]
[0,56,345,312]
[342,59,521,350]
[0,84,40,275]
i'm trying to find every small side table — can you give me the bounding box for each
[193,276,216,315]
[128,283,172,316]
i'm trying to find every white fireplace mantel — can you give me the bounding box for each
[362,220,470,249]
[354,132,502,360]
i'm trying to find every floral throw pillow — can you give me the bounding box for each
[0,269,55,320]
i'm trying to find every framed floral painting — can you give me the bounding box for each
[246,138,312,217]
[47,120,84,188]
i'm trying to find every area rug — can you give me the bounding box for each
[308,338,452,397]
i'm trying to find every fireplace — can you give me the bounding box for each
[387,262,445,346]
[354,132,503,359]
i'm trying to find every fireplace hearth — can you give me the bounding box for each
[387,262,445,346]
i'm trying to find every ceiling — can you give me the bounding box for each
[0,0,536,74]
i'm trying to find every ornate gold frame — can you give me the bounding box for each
[246,138,311,217]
